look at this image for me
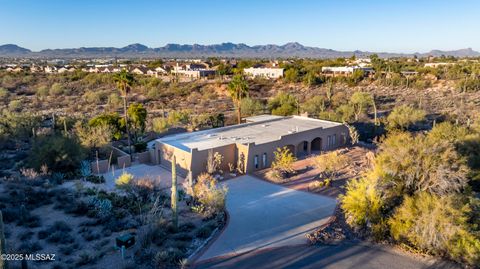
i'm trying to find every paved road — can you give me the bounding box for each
[198,175,337,261]
[195,242,460,269]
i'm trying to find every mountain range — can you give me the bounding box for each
[1,42,479,59]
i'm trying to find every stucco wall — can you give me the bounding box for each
[190,144,236,178]
[156,141,192,177]
[90,159,109,174]
[117,155,131,169]
[244,124,349,173]
[155,123,349,178]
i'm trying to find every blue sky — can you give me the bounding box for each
[1,0,479,52]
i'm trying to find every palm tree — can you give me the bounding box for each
[113,69,135,157]
[228,74,249,124]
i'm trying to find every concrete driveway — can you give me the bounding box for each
[100,164,184,191]
[198,175,336,261]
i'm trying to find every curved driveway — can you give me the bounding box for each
[197,175,337,261]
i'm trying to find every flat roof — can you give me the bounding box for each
[156,115,343,152]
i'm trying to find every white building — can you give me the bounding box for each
[243,67,284,79]
[424,62,455,68]
[321,66,374,76]
[171,63,215,79]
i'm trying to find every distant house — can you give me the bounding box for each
[400,71,419,77]
[146,67,168,77]
[30,65,43,73]
[243,67,284,79]
[44,66,58,73]
[6,66,23,72]
[57,67,69,73]
[321,66,374,77]
[424,62,455,68]
[100,66,121,73]
[171,63,215,79]
[131,67,149,75]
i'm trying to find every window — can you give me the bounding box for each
[341,133,346,145]
[254,155,259,169]
[333,134,337,146]
[327,135,331,149]
[262,153,267,168]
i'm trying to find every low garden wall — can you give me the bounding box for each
[90,159,109,174]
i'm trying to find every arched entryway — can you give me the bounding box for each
[285,144,295,156]
[311,137,322,154]
[296,141,309,158]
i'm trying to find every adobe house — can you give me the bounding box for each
[153,115,349,178]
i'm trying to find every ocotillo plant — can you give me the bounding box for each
[171,155,178,229]
[0,210,7,269]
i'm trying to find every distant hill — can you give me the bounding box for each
[0,44,31,55]
[0,42,479,59]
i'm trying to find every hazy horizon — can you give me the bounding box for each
[1,0,479,52]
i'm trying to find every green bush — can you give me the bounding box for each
[268,92,297,116]
[192,173,227,217]
[386,105,426,131]
[134,141,147,152]
[27,134,86,173]
[389,193,480,265]
[340,175,383,229]
[115,172,134,187]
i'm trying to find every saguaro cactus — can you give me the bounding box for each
[0,210,7,269]
[171,155,178,228]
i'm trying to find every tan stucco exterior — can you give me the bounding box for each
[154,120,349,179]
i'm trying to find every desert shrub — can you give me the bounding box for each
[0,87,9,98]
[179,222,196,232]
[386,105,426,131]
[240,97,264,117]
[8,100,22,111]
[49,83,64,96]
[87,112,123,140]
[301,96,327,118]
[341,128,480,266]
[375,132,468,196]
[192,173,227,217]
[172,232,193,241]
[308,180,324,190]
[134,141,147,152]
[314,151,349,178]
[27,134,86,173]
[154,247,185,265]
[80,227,101,241]
[37,230,49,240]
[18,241,42,253]
[350,92,373,121]
[59,245,75,255]
[389,193,480,265]
[47,231,75,244]
[206,150,223,174]
[87,197,113,219]
[18,231,34,241]
[75,122,113,156]
[340,175,383,229]
[115,172,134,187]
[195,226,213,238]
[151,117,169,133]
[76,252,96,266]
[269,146,297,179]
[268,92,297,116]
[86,175,105,184]
[128,177,156,202]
